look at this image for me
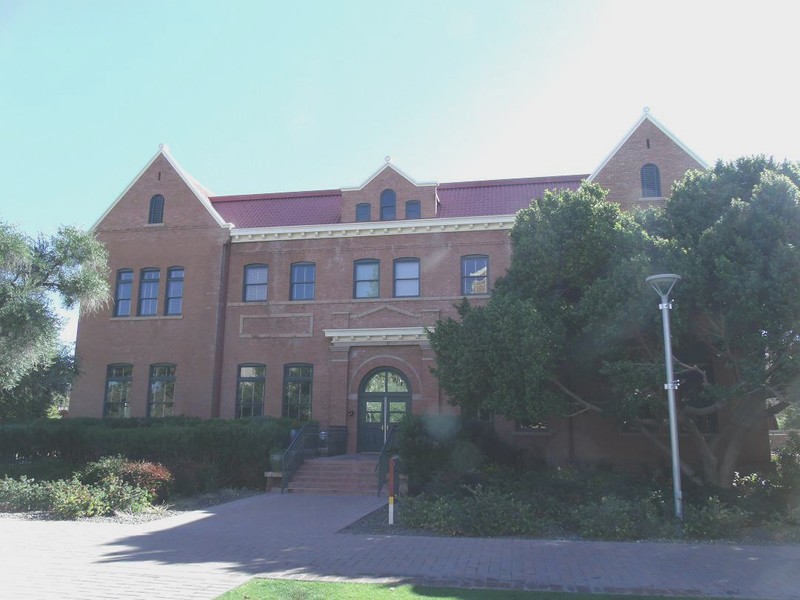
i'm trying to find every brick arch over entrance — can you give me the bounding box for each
[348,353,424,399]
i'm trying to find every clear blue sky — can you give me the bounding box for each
[1,0,798,339]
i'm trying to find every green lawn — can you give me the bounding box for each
[216,578,718,600]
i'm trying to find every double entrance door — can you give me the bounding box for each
[357,368,411,453]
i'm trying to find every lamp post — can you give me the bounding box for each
[646,274,683,521]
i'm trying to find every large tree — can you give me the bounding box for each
[429,158,800,487]
[0,223,109,397]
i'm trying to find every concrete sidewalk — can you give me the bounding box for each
[2,493,799,599]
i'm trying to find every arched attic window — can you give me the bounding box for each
[148,195,165,223]
[640,164,662,198]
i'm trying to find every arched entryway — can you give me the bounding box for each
[357,367,411,452]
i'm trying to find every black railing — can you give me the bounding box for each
[376,424,399,496]
[319,425,347,457]
[280,422,319,493]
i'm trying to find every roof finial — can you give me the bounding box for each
[643,106,650,113]
[385,155,391,163]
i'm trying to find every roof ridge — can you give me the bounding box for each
[210,189,342,203]
[439,174,588,189]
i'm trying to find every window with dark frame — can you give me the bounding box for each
[165,267,184,315]
[148,364,176,417]
[393,258,420,297]
[354,259,380,298]
[138,269,160,316]
[461,255,489,295]
[641,163,662,198]
[113,269,134,317]
[104,364,132,418]
[380,189,396,220]
[405,200,421,219]
[290,262,315,300]
[236,364,265,418]
[148,195,165,224]
[283,364,313,421]
[243,264,268,302]
[355,203,371,222]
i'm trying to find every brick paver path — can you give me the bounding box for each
[2,493,799,599]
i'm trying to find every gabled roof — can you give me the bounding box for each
[207,174,586,229]
[210,189,342,228]
[92,145,231,231]
[342,160,437,191]
[587,109,708,182]
[436,175,586,218]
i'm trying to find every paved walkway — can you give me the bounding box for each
[2,493,799,599]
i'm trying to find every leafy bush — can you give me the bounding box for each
[570,493,669,540]
[0,416,292,492]
[682,496,750,539]
[80,456,173,501]
[402,485,547,537]
[0,476,50,511]
[0,474,152,518]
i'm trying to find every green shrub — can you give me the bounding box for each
[571,494,668,540]
[80,455,173,501]
[683,496,750,539]
[401,485,553,537]
[0,476,50,512]
[0,417,292,491]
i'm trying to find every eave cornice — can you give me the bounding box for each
[230,215,515,243]
[323,327,431,349]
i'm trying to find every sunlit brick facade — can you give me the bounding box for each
[70,112,769,470]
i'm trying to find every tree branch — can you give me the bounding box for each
[549,378,603,413]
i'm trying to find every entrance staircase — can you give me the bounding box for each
[284,455,383,495]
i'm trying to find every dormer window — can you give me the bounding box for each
[356,203,371,222]
[405,200,421,219]
[380,189,396,220]
[148,195,165,224]
[640,164,662,198]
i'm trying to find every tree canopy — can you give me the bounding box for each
[0,223,109,397]
[428,157,800,487]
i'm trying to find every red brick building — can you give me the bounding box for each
[71,111,767,469]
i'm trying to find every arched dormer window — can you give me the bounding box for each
[380,189,396,220]
[148,194,165,224]
[640,164,662,198]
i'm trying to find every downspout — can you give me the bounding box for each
[211,237,232,418]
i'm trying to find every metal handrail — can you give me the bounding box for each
[375,424,398,496]
[280,422,319,493]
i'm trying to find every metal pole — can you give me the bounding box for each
[658,293,683,520]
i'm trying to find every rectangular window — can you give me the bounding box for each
[138,269,160,316]
[393,258,420,297]
[354,259,380,298]
[104,364,132,418]
[283,364,313,421]
[113,270,133,317]
[355,203,371,222]
[461,255,489,295]
[405,200,421,219]
[290,262,315,300]
[243,264,268,302]
[236,364,265,418]
[148,364,176,417]
[165,267,184,315]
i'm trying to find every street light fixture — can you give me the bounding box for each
[646,273,683,521]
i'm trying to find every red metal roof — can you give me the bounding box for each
[210,190,342,228]
[436,175,586,218]
[208,175,587,228]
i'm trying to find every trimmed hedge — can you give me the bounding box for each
[0,417,293,492]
